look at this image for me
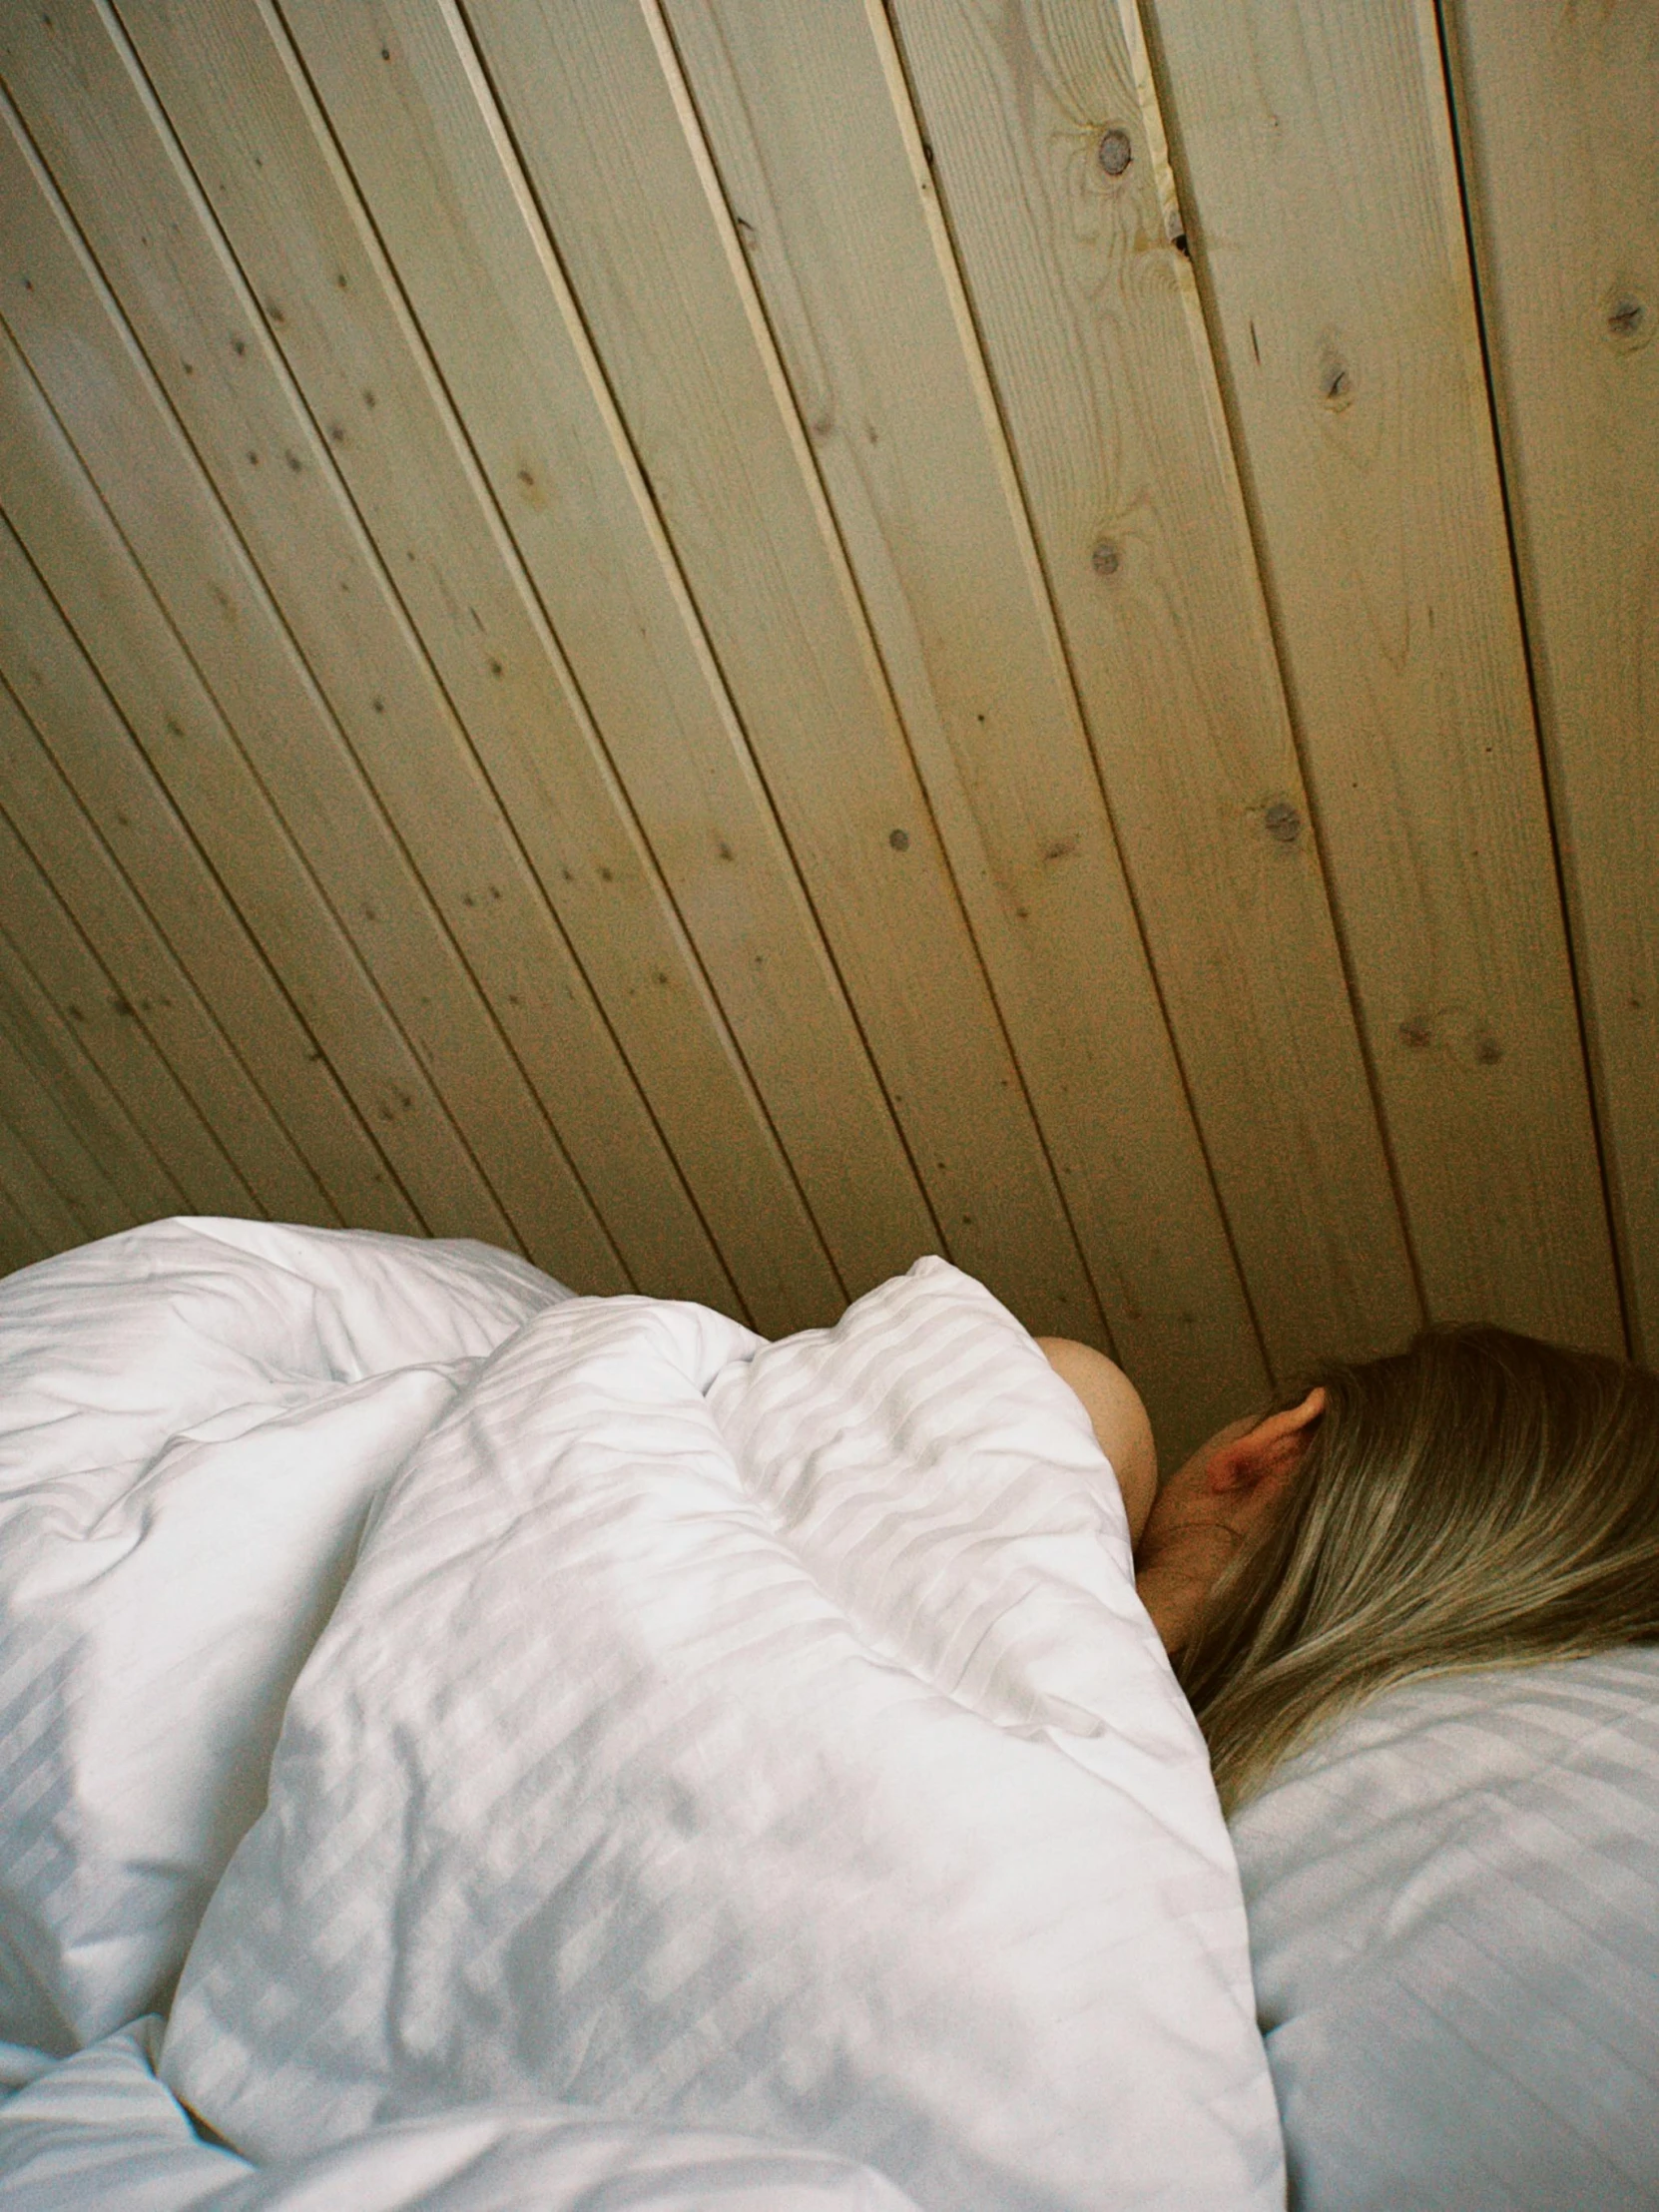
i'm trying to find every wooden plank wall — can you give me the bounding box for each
[0,0,1648,1454]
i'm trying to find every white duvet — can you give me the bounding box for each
[0,1221,1284,2212]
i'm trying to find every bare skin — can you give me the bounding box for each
[1131,1390,1325,1654]
[1038,1337,1325,1655]
[1035,1338,1158,1542]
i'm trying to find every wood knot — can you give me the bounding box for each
[1605,294,1650,349]
[1097,127,1133,178]
[1091,538,1121,576]
[1264,801,1302,842]
[888,828,910,850]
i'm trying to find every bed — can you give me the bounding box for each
[1,1219,1655,2211]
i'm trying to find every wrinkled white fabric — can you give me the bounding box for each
[163,1258,1283,2210]
[0,1220,568,2050]
[0,2022,916,2211]
[1233,1647,1659,2210]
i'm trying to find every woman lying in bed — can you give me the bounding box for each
[1039,1324,1659,1810]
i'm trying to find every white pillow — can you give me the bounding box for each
[162,1261,1284,2211]
[1232,1647,1659,2210]
[0,1218,569,2053]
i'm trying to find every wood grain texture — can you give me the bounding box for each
[0,519,416,1236]
[0,1103,85,1272]
[873,0,1419,1379]
[0,9,738,1308]
[0,1083,121,1254]
[1141,0,1622,1351]
[0,807,257,1216]
[270,0,939,1309]
[0,678,339,1227]
[0,0,1638,1412]
[665,0,1272,1444]
[0,316,526,1254]
[1442,0,1657,1357]
[116,0,852,1331]
[466,0,1107,1345]
[0,926,185,1234]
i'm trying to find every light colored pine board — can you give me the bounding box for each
[1141,0,1622,1352]
[0,46,674,1308]
[0,1099,91,1264]
[0,1046,135,1243]
[1441,0,1657,1359]
[667,0,1302,1440]
[270,0,941,1309]
[17,4,805,1327]
[0,1188,54,1279]
[0,678,339,1227]
[0,807,258,1216]
[0,929,186,1234]
[0,1190,51,1279]
[872,0,1418,1378]
[465,0,1106,1346]
[118,0,844,1336]
[0,518,417,1237]
[0,325,538,1265]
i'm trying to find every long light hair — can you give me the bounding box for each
[1179,1325,1659,1814]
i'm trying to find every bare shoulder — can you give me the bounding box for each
[1034,1338,1158,1541]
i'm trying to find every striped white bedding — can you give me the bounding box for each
[1233,1643,1659,2210]
[0,1221,1281,2212]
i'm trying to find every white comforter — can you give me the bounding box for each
[0,2020,915,2210]
[0,1221,1283,2212]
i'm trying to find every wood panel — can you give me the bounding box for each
[0,521,416,1236]
[664,0,1270,1443]
[0,17,735,1310]
[465,0,1109,1348]
[0,805,257,1217]
[0,0,1640,1418]
[105,0,856,1332]
[1442,0,1658,1358]
[0,1073,131,1251]
[0,678,339,1227]
[0,314,533,1258]
[0,1103,85,1271]
[793,0,1418,1380]
[0,926,185,1235]
[218,0,938,1310]
[1140,0,1623,1352]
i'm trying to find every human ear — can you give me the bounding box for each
[1206,1385,1326,1495]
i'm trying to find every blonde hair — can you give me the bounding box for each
[1180,1325,1659,1815]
